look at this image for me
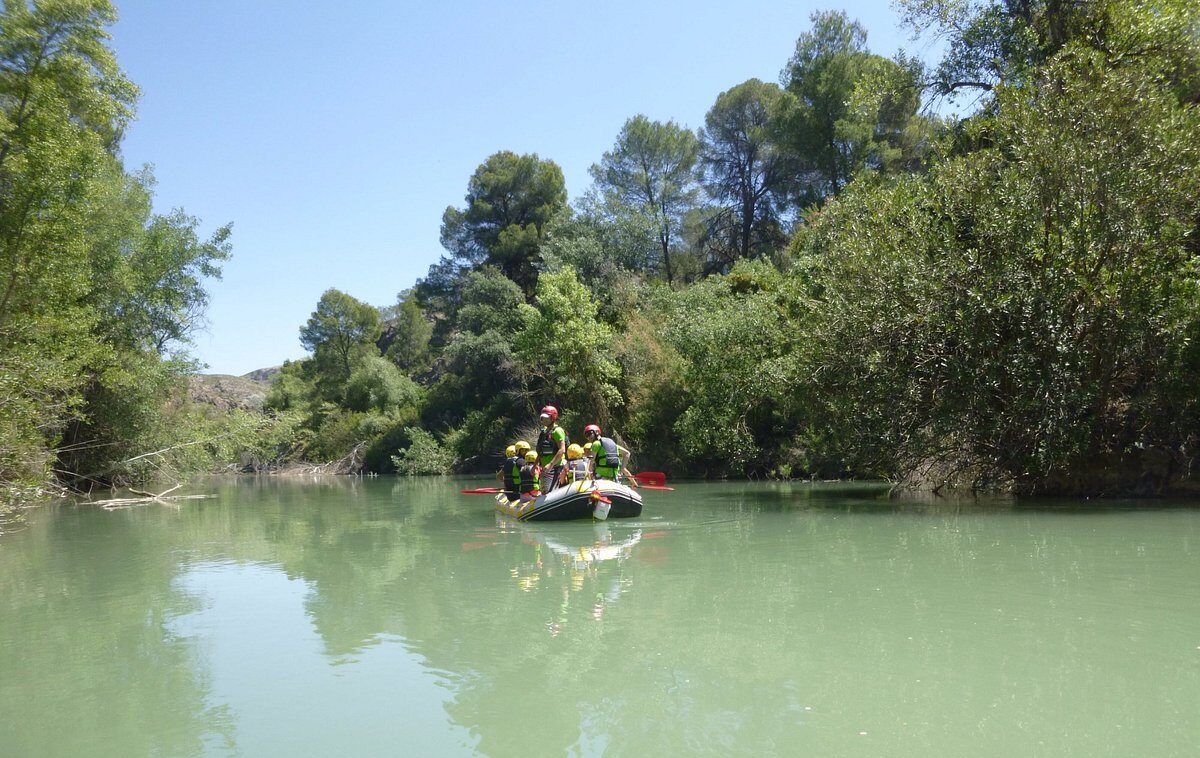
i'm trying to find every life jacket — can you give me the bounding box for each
[502,456,520,496]
[537,424,568,465]
[593,436,621,479]
[567,458,589,482]
[519,463,539,494]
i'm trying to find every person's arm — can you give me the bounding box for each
[617,445,636,484]
[622,466,639,488]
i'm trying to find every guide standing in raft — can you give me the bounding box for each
[536,405,568,493]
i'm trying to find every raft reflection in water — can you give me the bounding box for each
[498,519,644,633]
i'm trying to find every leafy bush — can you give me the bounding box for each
[649,260,804,476]
[800,50,1200,493]
[513,267,622,424]
[392,428,455,475]
[344,356,422,415]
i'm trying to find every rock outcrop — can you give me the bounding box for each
[187,373,270,412]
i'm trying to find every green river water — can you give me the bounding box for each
[0,477,1197,757]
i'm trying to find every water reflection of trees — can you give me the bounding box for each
[0,503,234,757]
[4,478,1194,756]
[267,480,1198,756]
[205,480,659,754]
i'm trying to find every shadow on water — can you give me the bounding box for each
[689,479,1200,516]
[669,479,1012,517]
[888,487,1200,515]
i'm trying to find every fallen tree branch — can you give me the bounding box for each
[84,483,215,510]
[128,483,182,500]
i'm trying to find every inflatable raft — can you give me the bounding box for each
[495,479,643,521]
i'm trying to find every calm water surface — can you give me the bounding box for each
[1,478,1197,757]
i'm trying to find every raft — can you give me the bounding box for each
[495,479,643,521]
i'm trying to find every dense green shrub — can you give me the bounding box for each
[344,357,423,415]
[801,50,1200,493]
[392,428,455,475]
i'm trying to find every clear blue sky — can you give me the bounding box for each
[110,0,929,375]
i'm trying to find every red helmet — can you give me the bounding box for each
[540,405,559,421]
[584,424,601,437]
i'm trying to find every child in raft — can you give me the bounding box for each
[518,450,541,501]
[495,444,521,502]
[557,443,591,488]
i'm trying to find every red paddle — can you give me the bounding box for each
[460,487,505,495]
[632,472,673,490]
[632,471,667,487]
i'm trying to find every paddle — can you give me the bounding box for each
[632,471,667,486]
[460,487,505,495]
[632,471,674,491]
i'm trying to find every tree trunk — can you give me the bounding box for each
[661,235,674,284]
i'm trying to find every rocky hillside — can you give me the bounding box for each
[241,366,281,383]
[188,369,276,412]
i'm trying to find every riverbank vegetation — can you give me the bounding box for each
[274,1,1200,496]
[0,1,292,509]
[3,0,1199,507]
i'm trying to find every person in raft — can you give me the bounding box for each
[495,444,521,502]
[518,450,541,499]
[582,424,638,487]
[536,405,568,493]
[557,443,590,487]
[514,440,532,460]
[510,441,533,499]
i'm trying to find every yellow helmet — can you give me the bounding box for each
[514,441,531,453]
[505,445,516,458]
[566,443,584,460]
[524,451,538,463]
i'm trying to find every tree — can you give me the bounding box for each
[381,290,432,372]
[697,79,790,273]
[56,163,232,485]
[344,356,422,415]
[85,168,231,354]
[773,11,924,207]
[589,115,700,284]
[799,48,1200,494]
[391,427,455,475]
[454,267,526,337]
[299,289,381,396]
[439,151,567,295]
[540,211,653,324]
[264,360,316,413]
[897,0,1200,105]
[899,0,1092,98]
[419,268,528,451]
[1,1,144,499]
[512,267,621,425]
[0,0,234,496]
[651,260,798,475]
[0,0,135,329]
